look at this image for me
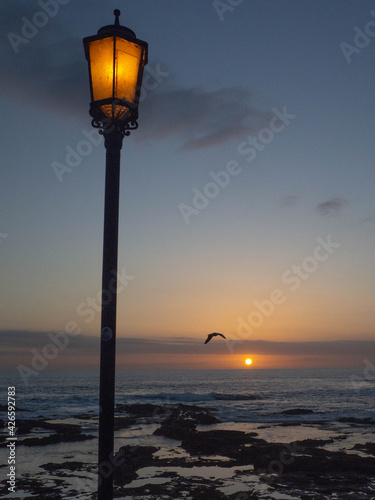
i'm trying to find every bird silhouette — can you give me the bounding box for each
[204,332,227,344]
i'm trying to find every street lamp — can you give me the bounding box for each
[83,10,148,500]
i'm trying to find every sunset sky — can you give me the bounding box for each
[1,0,375,372]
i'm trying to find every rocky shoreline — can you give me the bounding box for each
[109,403,375,499]
[1,402,375,499]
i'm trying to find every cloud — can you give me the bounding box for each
[1,330,374,358]
[137,86,273,151]
[0,330,97,351]
[316,197,349,216]
[360,215,375,224]
[1,15,88,120]
[1,3,271,150]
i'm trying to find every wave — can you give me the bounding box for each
[213,393,261,401]
[128,391,262,403]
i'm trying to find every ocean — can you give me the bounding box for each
[1,367,374,422]
[1,368,375,499]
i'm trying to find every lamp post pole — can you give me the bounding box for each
[98,129,123,499]
[83,10,148,500]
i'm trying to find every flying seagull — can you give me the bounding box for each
[204,332,227,344]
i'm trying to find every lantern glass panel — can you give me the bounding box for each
[89,37,115,102]
[115,37,143,104]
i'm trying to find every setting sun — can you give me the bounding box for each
[245,358,252,365]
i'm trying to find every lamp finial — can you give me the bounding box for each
[114,9,121,26]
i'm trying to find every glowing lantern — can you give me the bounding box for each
[83,9,148,124]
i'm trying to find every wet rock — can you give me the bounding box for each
[160,406,220,424]
[352,442,375,455]
[118,478,259,500]
[190,485,228,499]
[113,416,136,430]
[74,412,97,420]
[154,407,197,439]
[3,477,65,499]
[153,405,220,440]
[293,451,375,474]
[176,432,375,476]
[154,420,196,440]
[176,403,218,412]
[163,408,194,424]
[113,445,159,484]
[171,407,220,424]
[251,444,375,475]
[281,408,316,415]
[333,434,348,441]
[239,442,293,469]
[117,403,171,419]
[194,411,220,424]
[181,429,260,456]
[41,461,86,472]
[227,492,259,499]
[338,417,375,425]
[20,433,94,447]
[291,438,334,447]
[16,418,81,435]
[116,402,219,422]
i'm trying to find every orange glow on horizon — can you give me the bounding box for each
[116,353,365,370]
[0,348,365,371]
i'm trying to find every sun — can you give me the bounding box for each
[245,358,253,366]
